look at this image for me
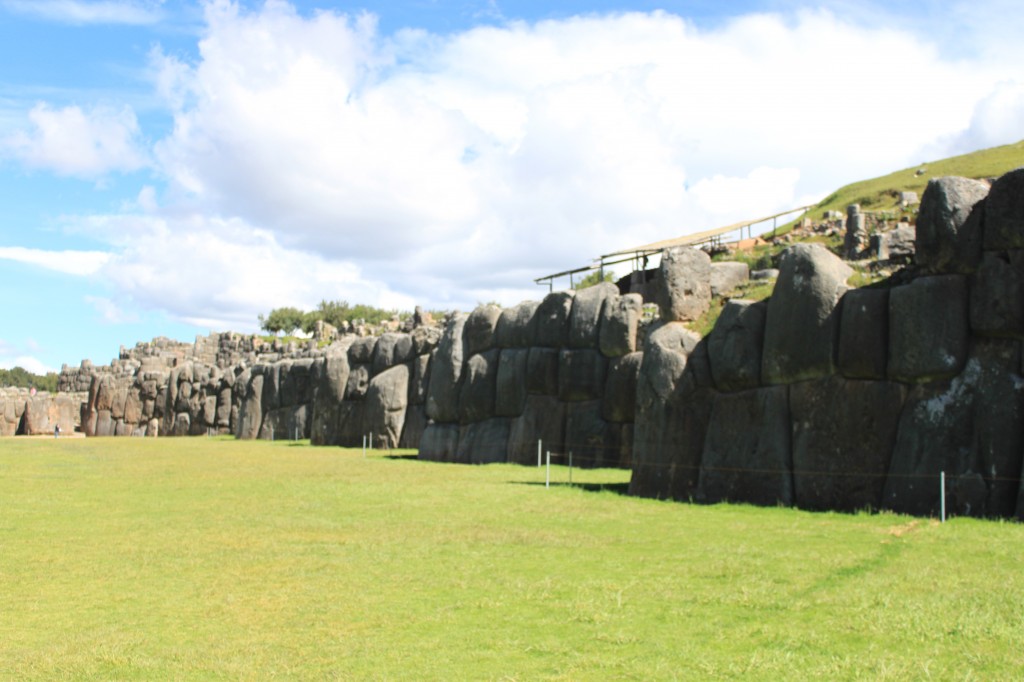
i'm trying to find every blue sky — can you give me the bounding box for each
[0,0,1022,373]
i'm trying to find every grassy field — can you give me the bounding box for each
[1,437,1023,680]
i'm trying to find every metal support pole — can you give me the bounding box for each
[940,471,946,523]
[545,451,551,489]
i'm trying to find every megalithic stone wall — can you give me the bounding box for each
[419,282,643,468]
[630,168,1024,520]
[0,388,85,435]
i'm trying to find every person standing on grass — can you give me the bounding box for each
[54,424,60,438]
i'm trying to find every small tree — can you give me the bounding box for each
[575,269,614,289]
[258,306,307,335]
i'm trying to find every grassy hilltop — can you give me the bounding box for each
[2,438,1022,679]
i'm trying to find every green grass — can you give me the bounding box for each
[2,438,1023,679]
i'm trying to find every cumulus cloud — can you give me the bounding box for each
[0,0,163,25]
[34,1,1024,328]
[0,339,56,374]
[942,80,1024,155]
[0,246,111,275]
[4,103,147,178]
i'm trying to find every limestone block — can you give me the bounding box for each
[917,176,988,271]
[969,251,1024,336]
[426,313,468,423]
[95,409,115,437]
[888,275,968,383]
[884,340,1024,518]
[464,305,502,356]
[565,400,615,468]
[602,352,641,423]
[410,325,442,357]
[698,386,792,507]
[495,301,539,348]
[568,282,617,349]
[236,373,264,440]
[399,405,427,449]
[216,387,232,428]
[459,350,499,424]
[364,364,410,449]
[790,377,905,512]
[336,401,366,447]
[710,261,750,297]
[981,167,1024,250]
[172,412,191,437]
[261,363,281,411]
[534,291,575,348]
[495,348,529,418]
[557,349,608,402]
[599,293,642,358]
[373,333,414,374]
[707,299,767,392]
[526,347,559,396]
[507,395,566,465]
[419,422,460,462]
[345,364,371,400]
[762,244,851,384]
[410,354,430,406]
[348,336,378,365]
[657,246,712,322]
[837,288,889,380]
[456,418,511,464]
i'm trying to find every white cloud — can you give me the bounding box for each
[0,0,163,25]
[0,339,56,374]
[943,80,1024,156]
[4,103,147,178]
[31,2,1024,328]
[0,246,111,276]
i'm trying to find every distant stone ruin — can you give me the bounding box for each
[9,167,1024,521]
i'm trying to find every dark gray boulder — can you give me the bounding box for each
[348,336,378,365]
[969,251,1024,336]
[837,287,889,380]
[495,301,539,348]
[534,291,575,348]
[884,339,1024,518]
[458,350,499,424]
[399,405,428,449]
[373,333,414,373]
[568,282,617,349]
[698,386,792,506]
[657,247,712,322]
[419,422,460,462]
[888,275,968,382]
[409,354,431,406]
[981,167,1024,250]
[456,418,511,464]
[236,373,264,440]
[565,400,615,468]
[707,299,767,392]
[495,348,529,417]
[599,293,642,358]
[916,176,988,271]
[310,353,350,446]
[557,349,608,402]
[345,364,371,400]
[425,313,467,423]
[507,395,566,465]
[790,377,905,512]
[464,305,503,356]
[526,347,559,395]
[762,244,851,384]
[602,352,641,423]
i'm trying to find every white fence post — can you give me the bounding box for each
[940,471,946,523]
[545,450,551,489]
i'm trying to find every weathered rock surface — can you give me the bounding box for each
[707,299,766,392]
[709,261,750,297]
[568,282,617,349]
[599,293,642,358]
[837,288,889,380]
[657,247,712,322]
[888,275,968,382]
[916,176,988,272]
[981,168,1024,251]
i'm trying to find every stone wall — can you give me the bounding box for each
[630,168,1024,519]
[0,387,85,435]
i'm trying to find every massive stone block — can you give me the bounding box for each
[568,282,617,349]
[348,336,378,365]
[837,287,889,380]
[629,323,709,500]
[345,364,371,400]
[236,372,264,440]
[373,333,414,374]
[364,364,410,449]
[762,244,851,384]
[399,405,428,449]
[707,299,766,392]
[525,347,559,395]
[508,395,566,465]
[426,313,468,423]
[981,167,1024,251]
[409,354,431,406]
[969,251,1024,336]
[464,305,502,356]
[534,291,575,348]
[419,422,460,462]
[495,348,529,418]
[602,352,641,423]
[698,386,792,507]
[495,301,539,348]
[456,418,511,464]
[790,377,905,512]
[884,339,1024,518]
[888,275,968,383]
[557,349,608,402]
[565,400,615,468]
[916,176,988,272]
[459,350,499,424]
[599,293,642,358]
[657,247,712,322]
[710,261,750,297]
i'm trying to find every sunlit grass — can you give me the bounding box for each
[1,437,1022,679]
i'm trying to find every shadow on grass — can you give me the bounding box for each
[382,453,420,460]
[512,481,631,496]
